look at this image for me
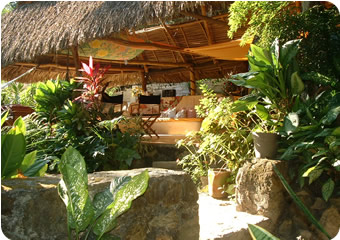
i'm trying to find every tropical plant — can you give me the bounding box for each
[280,90,340,201]
[57,147,149,240]
[74,56,110,111]
[228,2,340,86]
[177,82,253,185]
[229,38,305,132]
[94,117,143,170]
[34,78,78,124]
[1,113,47,179]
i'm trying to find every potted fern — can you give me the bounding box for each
[230,39,305,159]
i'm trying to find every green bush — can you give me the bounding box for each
[177,82,253,185]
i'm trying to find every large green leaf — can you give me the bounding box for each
[279,39,301,68]
[250,44,272,66]
[248,224,280,240]
[273,166,331,239]
[93,170,149,238]
[1,131,26,178]
[321,106,340,125]
[58,147,94,233]
[93,176,131,220]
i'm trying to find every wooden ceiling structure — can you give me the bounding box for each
[1,1,249,94]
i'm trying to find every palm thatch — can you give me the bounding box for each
[1,1,222,66]
[1,1,248,86]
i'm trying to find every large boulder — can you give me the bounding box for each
[235,159,288,225]
[1,168,199,240]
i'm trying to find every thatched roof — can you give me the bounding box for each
[1,1,249,86]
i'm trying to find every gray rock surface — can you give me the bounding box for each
[1,168,199,240]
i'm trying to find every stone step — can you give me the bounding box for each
[199,192,271,240]
[152,161,182,170]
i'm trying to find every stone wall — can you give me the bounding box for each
[1,168,199,240]
[235,159,340,240]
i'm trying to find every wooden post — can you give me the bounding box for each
[71,45,82,76]
[189,68,196,95]
[140,70,148,93]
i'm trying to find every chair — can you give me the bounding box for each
[102,93,123,113]
[132,95,161,138]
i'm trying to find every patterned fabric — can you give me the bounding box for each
[78,39,144,60]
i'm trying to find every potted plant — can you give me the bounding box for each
[177,82,253,198]
[229,39,305,159]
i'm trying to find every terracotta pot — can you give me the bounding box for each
[208,168,230,199]
[252,132,279,159]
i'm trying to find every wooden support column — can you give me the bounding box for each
[140,70,148,93]
[189,68,196,95]
[71,45,82,76]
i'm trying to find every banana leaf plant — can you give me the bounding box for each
[229,39,305,132]
[58,147,149,240]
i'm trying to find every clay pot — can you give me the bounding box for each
[252,132,279,159]
[208,168,230,199]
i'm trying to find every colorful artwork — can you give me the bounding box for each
[78,39,144,60]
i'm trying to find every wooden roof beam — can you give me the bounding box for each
[179,11,229,28]
[14,62,144,72]
[106,38,189,55]
[160,20,187,63]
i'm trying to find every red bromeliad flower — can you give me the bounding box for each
[74,56,110,109]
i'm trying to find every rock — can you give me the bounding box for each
[1,168,199,240]
[298,230,313,240]
[316,206,340,240]
[278,219,293,238]
[311,197,327,211]
[235,159,288,224]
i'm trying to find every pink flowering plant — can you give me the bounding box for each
[74,56,110,110]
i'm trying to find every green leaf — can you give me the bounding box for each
[1,132,26,178]
[248,224,280,240]
[13,117,26,135]
[290,72,304,95]
[93,176,131,219]
[232,100,258,112]
[250,44,272,66]
[20,151,37,173]
[322,178,334,202]
[58,147,94,233]
[284,112,299,134]
[23,158,48,177]
[280,39,301,68]
[303,166,323,185]
[315,128,334,138]
[332,127,340,136]
[93,170,149,238]
[273,166,331,240]
[1,111,9,127]
[255,104,270,121]
[321,106,340,125]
